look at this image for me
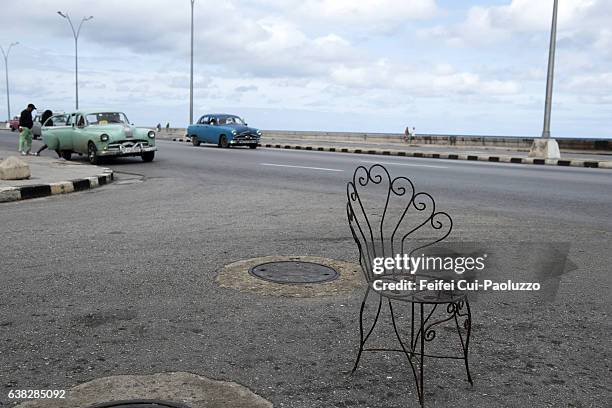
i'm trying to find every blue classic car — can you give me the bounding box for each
[188,114,261,149]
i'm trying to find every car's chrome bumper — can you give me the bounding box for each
[99,142,157,156]
[230,138,259,145]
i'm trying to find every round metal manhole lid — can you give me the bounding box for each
[249,261,339,284]
[87,400,191,408]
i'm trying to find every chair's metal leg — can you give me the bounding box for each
[452,298,473,386]
[351,296,367,374]
[363,294,382,344]
[411,302,415,350]
[388,299,420,402]
[463,299,473,385]
[419,302,425,406]
[352,287,381,374]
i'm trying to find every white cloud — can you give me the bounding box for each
[298,0,439,24]
[419,0,605,47]
[0,0,609,136]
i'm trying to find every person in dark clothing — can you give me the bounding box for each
[18,103,36,155]
[40,109,53,126]
[35,110,61,157]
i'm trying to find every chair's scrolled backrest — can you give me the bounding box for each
[346,164,453,282]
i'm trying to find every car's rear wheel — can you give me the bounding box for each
[60,150,72,160]
[192,136,200,146]
[142,151,155,162]
[249,144,258,149]
[88,142,99,165]
[218,135,229,148]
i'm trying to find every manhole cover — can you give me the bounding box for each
[87,401,191,408]
[249,261,339,284]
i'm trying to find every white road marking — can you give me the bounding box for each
[260,163,344,172]
[360,160,448,169]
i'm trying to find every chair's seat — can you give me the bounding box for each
[369,273,467,304]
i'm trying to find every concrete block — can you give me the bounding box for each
[599,161,612,169]
[0,187,20,202]
[50,182,74,195]
[0,156,31,180]
[87,177,99,188]
[528,138,561,159]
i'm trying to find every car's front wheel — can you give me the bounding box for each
[60,150,72,160]
[218,135,229,148]
[88,142,99,165]
[192,136,200,146]
[249,144,258,149]
[142,151,155,162]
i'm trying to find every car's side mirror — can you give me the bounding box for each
[245,123,248,126]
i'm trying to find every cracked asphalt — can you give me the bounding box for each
[0,132,611,407]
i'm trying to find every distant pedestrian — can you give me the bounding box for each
[404,126,412,143]
[156,123,161,132]
[18,103,36,155]
[165,122,170,131]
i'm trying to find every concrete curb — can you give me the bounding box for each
[167,138,612,169]
[257,143,612,170]
[0,168,114,203]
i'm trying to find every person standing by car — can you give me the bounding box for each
[35,110,61,157]
[18,103,36,155]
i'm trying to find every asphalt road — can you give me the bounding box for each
[1,130,611,407]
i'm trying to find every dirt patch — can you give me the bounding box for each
[15,372,272,408]
[216,255,364,297]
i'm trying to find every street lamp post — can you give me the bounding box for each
[190,0,195,125]
[0,42,18,121]
[542,0,558,139]
[529,0,560,159]
[57,11,93,110]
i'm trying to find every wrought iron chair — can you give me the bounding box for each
[346,164,472,406]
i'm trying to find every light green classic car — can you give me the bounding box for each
[42,110,157,164]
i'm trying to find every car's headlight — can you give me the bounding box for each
[231,130,237,135]
[148,130,156,138]
[256,130,262,136]
[100,134,109,142]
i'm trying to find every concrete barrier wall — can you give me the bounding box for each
[155,127,611,151]
[261,130,611,151]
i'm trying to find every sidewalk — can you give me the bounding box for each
[0,149,113,202]
[256,138,612,169]
[261,137,612,160]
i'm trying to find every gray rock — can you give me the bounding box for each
[0,155,31,180]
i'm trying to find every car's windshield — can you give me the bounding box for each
[43,114,68,127]
[86,112,129,125]
[217,116,245,125]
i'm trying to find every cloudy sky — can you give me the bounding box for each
[1,0,610,137]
